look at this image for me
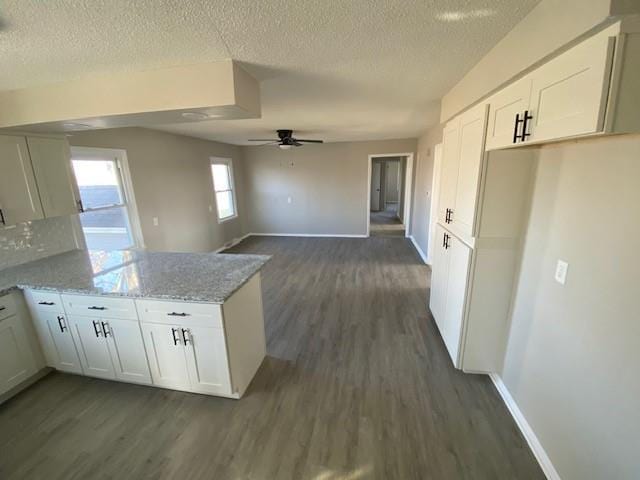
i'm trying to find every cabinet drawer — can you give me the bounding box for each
[62,294,137,320]
[137,299,223,329]
[26,290,64,313]
[0,294,17,321]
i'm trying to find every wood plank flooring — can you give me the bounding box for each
[0,236,544,479]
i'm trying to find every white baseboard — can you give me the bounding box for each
[249,232,368,238]
[409,235,428,264]
[489,374,561,480]
[214,233,252,253]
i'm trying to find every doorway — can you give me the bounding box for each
[367,153,413,237]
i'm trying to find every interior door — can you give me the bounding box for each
[27,136,80,218]
[370,161,382,211]
[429,224,450,333]
[528,30,614,143]
[104,318,152,385]
[442,235,472,367]
[69,315,115,380]
[39,312,83,374]
[453,104,488,237]
[141,323,191,391]
[437,119,460,226]
[0,135,44,225]
[485,76,532,150]
[0,316,37,394]
[184,326,232,396]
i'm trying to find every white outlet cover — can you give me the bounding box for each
[152,217,159,227]
[555,260,569,285]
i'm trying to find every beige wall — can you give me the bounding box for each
[440,0,626,121]
[242,139,417,236]
[502,134,640,479]
[409,125,443,260]
[69,127,246,252]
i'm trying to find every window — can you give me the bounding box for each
[70,147,142,251]
[211,158,237,222]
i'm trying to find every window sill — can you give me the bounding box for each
[217,214,238,224]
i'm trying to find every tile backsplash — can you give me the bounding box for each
[0,216,82,270]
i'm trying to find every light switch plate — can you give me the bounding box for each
[152,217,159,227]
[555,260,569,285]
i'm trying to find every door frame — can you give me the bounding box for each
[366,152,414,237]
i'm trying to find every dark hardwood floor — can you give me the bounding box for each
[0,236,544,479]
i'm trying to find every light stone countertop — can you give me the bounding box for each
[0,249,270,304]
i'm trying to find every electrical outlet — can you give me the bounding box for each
[555,260,569,285]
[208,205,213,213]
[152,217,159,227]
[287,196,292,204]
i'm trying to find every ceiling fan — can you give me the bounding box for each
[248,129,324,149]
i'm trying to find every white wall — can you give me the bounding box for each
[409,125,443,261]
[440,0,629,121]
[242,139,417,236]
[502,134,640,479]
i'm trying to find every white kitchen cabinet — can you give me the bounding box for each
[36,311,83,374]
[0,303,38,396]
[141,323,193,392]
[436,102,489,243]
[24,291,83,374]
[452,103,489,237]
[437,119,460,226]
[27,136,81,218]
[104,318,152,384]
[184,325,232,396]
[0,135,44,226]
[69,314,151,384]
[429,224,450,331]
[141,322,231,396]
[485,77,532,150]
[69,315,115,380]
[429,226,471,366]
[527,29,615,143]
[485,22,640,150]
[440,234,471,364]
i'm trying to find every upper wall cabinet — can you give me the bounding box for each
[0,134,80,227]
[27,137,81,218]
[0,135,44,225]
[485,21,640,150]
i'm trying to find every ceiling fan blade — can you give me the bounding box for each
[295,139,324,143]
[292,141,303,146]
[248,139,278,142]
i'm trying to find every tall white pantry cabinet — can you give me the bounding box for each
[430,19,640,373]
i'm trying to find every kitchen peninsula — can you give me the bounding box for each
[0,249,270,401]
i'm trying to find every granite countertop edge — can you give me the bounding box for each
[0,250,271,305]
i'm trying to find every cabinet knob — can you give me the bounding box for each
[38,301,55,306]
[88,306,106,311]
[57,315,67,333]
[171,327,181,346]
[513,112,524,143]
[521,110,533,141]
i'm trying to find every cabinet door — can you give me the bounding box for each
[27,137,80,218]
[0,135,44,225]
[485,77,532,150]
[453,104,488,237]
[184,326,232,396]
[33,311,83,374]
[438,119,460,225]
[69,315,115,380]
[429,224,450,333]
[104,318,151,385]
[528,30,615,143]
[442,235,472,366]
[0,315,38,394]
[141,323,191,391]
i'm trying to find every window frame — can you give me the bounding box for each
[70,146,145,250]
[210,157,238,223]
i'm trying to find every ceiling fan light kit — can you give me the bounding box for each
[248,129,324,149]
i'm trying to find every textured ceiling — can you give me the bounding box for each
[0,0,539,144]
